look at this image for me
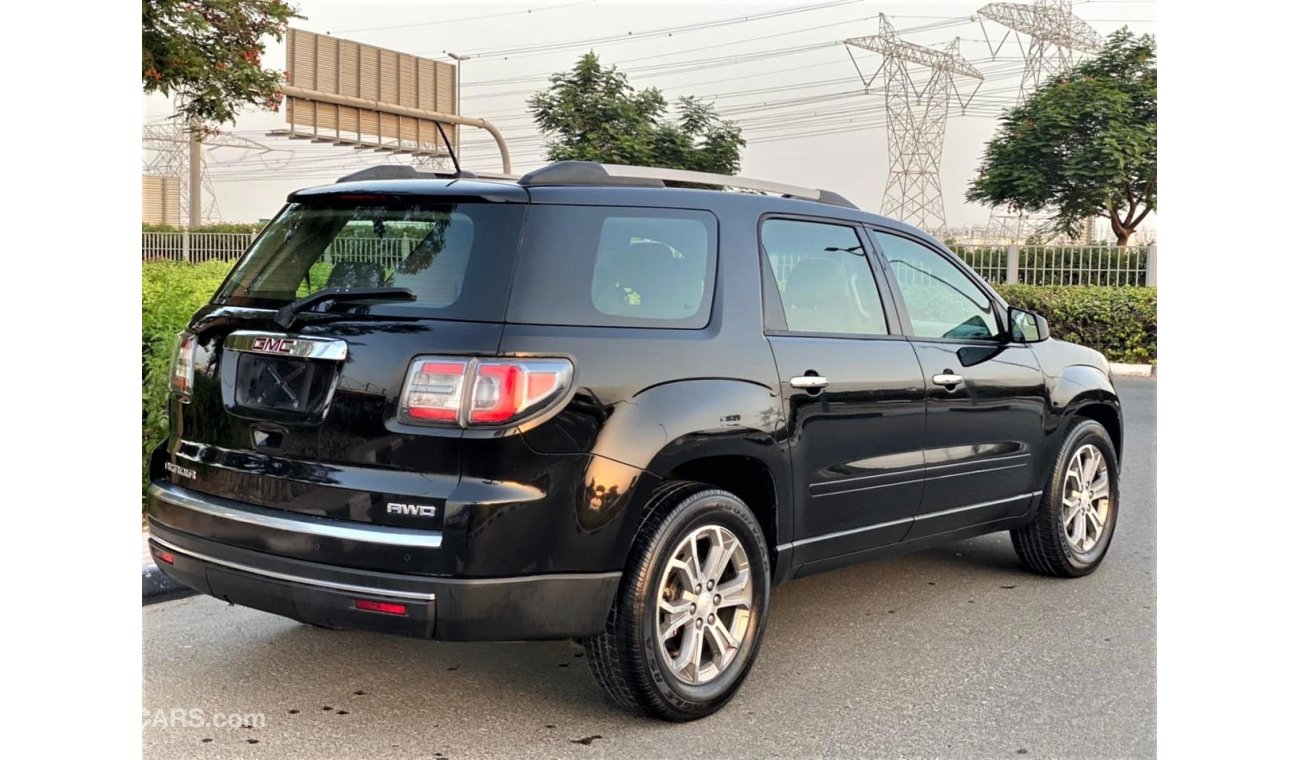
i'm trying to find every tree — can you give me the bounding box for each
[142,0,299,126]
[529,53,745,174]
[967,30,1156,245]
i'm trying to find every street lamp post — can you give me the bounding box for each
[447,52,471,156]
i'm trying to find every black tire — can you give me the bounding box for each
[1012,418,1120,577]
[582,482,771,721]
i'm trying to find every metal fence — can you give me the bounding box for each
[954,244,1155,287]
[142,232,256,263]
[142,232,1157,288]
[325,237,415,270]
[140,232,415,269]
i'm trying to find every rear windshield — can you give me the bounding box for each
[214,200,526,321]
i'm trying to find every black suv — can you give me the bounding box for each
[149,161,1121,721]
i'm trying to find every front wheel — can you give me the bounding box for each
[583,482,771,721]
[1012,418,1120,577]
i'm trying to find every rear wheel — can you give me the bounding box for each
[583,482,770,721]
[1012,419,1119,577]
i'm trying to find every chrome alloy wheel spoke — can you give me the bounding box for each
[1062,444,1111,554]
[655,524,753,685]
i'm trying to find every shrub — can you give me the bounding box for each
[142,260,234,490]
[998,284,1156,364]
[143,221,266,234]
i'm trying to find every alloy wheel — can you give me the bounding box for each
[655,524,753,685]
[1061,443,1111,554]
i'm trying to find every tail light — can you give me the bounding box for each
[399,356,573,427]
[170,332,197,400]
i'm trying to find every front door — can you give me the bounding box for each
[870,229,1049,537]
[760,217,928,565]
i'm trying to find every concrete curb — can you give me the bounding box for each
[1110,363,1156,378]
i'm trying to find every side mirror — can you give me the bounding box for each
[1007,306,1050,343]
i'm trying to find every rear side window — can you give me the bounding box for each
[215,201,526,322]
[508,206,717,329]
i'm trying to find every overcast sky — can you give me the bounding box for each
[141,0,1156,231]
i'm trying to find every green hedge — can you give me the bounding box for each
[998,284,1156,364]
[143,222,265,234]
[142,260,234,490]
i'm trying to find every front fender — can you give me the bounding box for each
[1045,362,1123,465]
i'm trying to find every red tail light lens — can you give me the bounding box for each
[170,332,196,400]
[469,362,522,424]
[399,356,573,427]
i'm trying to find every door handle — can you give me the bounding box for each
[790,375,829,389]
[932,372,963,387]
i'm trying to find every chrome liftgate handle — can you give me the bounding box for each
[789,376,829,389]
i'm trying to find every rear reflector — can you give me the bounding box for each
[156,551,175,565]
[399,356,573,427]
[355,599,408,616]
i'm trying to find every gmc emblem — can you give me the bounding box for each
[252,336,296,354]
[387,502,438,518]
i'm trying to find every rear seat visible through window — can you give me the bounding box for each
[507,206,718,329]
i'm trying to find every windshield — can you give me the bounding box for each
[215,200,526,321]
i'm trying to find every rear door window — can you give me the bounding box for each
[508,206,717,329]
[760,218,889,336]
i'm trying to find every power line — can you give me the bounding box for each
[463,0,864,59]
[331,0,596,35]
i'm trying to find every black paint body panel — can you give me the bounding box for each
[152,178,1122,640]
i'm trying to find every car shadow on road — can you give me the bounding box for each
[160,532,1037,737]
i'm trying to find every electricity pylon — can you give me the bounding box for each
[845,14,983,236]
[142,124,286,224]
[977,1,1103,243]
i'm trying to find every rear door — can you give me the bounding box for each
[868,228,1049,536]
[167,193,527,554]
[760,216,928,565]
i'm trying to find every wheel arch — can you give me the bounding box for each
[1049,363,1124,467]
[588,378,793,583]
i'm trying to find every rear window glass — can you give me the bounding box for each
[508,206,717,329]
[214,201,525,321]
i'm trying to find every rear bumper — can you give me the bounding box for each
[146,484,620,641]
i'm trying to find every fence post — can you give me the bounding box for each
[1145,243,1157,287]
[1006,243,1019,284]
[182,229,191,263]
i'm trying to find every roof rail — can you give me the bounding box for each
[516,161,858,209]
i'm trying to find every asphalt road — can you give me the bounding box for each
[143,377,1155,759]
